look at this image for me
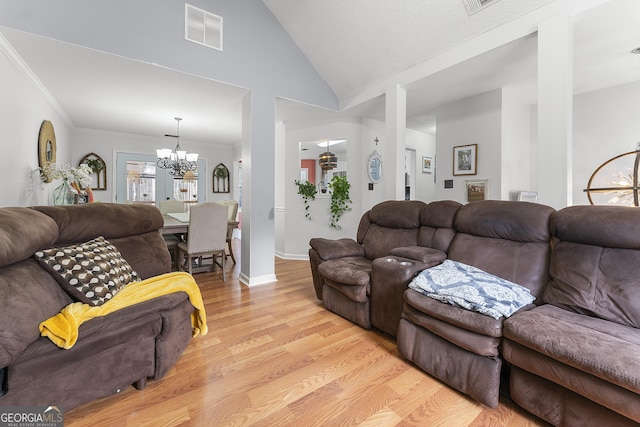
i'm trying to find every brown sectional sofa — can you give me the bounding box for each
[0,203,196,410]
[309,199,640,426]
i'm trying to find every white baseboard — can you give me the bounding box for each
[275,251,309,261]
[238,272,278,287]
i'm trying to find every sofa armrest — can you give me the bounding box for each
[309,238,364,261]
[390,246,446,265]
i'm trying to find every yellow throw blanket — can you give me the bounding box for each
[40,272,207,349]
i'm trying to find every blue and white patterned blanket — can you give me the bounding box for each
[409,260,535,319]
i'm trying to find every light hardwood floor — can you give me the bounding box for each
[65,240,549,427]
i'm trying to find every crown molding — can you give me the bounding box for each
[0,32,73,127]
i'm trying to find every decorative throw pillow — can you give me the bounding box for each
[34,236,140,306]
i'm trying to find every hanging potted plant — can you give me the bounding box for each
[328,175,352,230]
[294,180,317,220]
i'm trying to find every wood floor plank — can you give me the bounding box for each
[64,241,550,426]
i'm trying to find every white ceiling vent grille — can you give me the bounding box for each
[185,3,223,51]
[463,0,502,15]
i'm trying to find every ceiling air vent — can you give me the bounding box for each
[463,0,502,15]
[185,3,223,51]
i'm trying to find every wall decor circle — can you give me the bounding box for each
[38,120,57,183]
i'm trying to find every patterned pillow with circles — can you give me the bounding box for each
[34,236,140,306]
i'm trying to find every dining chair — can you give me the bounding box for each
[158,199,186,270]
[177,202,228,280]
[159,199,185,214]
[217,199,239,264]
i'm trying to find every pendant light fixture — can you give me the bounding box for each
[156,117,199,177]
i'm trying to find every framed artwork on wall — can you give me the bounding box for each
[422,156,433,174]
[465,179,487,202]
[453,144,477,176]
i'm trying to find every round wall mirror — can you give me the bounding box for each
[368,150,383,184]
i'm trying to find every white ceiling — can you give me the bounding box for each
[2,0,640,145]
[263,0,555,101]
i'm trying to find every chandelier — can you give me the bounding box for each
[156,117,199,177]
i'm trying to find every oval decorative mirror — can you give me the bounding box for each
[38,120,57,183]
[368,150,383,184]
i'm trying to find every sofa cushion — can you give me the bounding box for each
[34,236,140,306]
[544,242,640,328]
[455,200,553,243]
[545,205,640,328]
[409,260,536,319]
[0,259,72,367]
[0,208,58,268]
[403,288,506,337]
[504,304,640,393]
[361,200,424,260]
[317,257,371,287]
[32,203,163,245]
[309,238,364,261]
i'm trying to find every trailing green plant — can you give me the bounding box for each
[294,179,317,220]
[328,175,352,230]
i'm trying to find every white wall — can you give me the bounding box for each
[573,80,640,206]
[406,127,436,203]
[435,90,503,203]
[501,88,534,200]
[0,39,71,207]
[276,118,362,259]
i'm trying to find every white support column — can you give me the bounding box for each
[385,85,407,200]
[537,14,573,208]
[239,90,277,286]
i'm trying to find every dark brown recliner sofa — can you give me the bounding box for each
[0,203,196,411]
[310,199,640,425]
[503,205,640,426]
[309,200,461,335]
[397,200,555,408]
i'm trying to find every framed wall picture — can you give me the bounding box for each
[453,144,477,176]
[465,179,487,202]
[422,156,433,174]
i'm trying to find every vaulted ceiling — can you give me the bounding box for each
[2,0,639,144]
[263,0,554,101]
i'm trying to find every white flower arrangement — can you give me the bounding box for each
[40,163,93,189]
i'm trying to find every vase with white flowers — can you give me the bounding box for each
[40,163,93,205]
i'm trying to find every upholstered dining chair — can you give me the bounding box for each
[217,199,239,263]
[177,202,228,280]
[159,198,185,214]
[158,199,186,271]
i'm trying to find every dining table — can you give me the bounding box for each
[160,213,239,236]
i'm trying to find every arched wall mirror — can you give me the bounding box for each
[368,150,383,184]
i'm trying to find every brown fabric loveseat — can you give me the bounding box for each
[0,203,196,411]
[309,199,461,336]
